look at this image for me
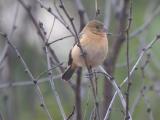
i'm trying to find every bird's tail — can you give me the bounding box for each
[62,65,75,81]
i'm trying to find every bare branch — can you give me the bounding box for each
[74,0,89,31]
[36,0,75,36]
[103,0,130,117]
[18,0,64,72]
[130,5,160,38]
[48,35,73,45]
[45,46,66,120]
[58,1,101,118]
[75,68,82,120]
[0,75,61,89]
[103,34,160,120]
[47,17,56,42]
[0,33,53,120]
[0,3,19,66]
[125,0,133,119]
[95,0,100,17]
[99,66,132,120]
[66,106,75,120]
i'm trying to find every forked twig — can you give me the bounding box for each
[0,33,53,120]
[99,66,132,120]
[103,34,160,120]
[58,0,101,119]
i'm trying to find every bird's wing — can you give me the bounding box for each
[67,32,85,66]
[68,48,73,65]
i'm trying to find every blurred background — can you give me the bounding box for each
[0,0,160,120]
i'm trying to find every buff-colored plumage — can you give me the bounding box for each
[62,20,108,81]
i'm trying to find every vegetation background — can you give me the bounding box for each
[0,0,160,120]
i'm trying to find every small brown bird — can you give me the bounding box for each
[62,20,108,81]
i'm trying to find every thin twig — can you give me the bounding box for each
[66,106,75,120]
[0,33,53,120]
[36,0,75,36]
[103,34,160,120]
[75,68,82,120]
[121,34,160,86]
[103,0,130,117]
[89,106,96,120]
[99,66,132,120]
[143,93,154,120]
[58,0,101,119]
[125,0,133,119]
[18,0,64,72]
[83,85,91,120]
[53,0,67,25]
[74,4,86,119]
[130,5,160,38]
[95,0,100,17]
[0,3,19,66]
[140,58,154,120]
[129,47,151,115]
[58,0,79,42]
[36,63,63,80]
[48,35,73,45]
[47,17,56,42]
[130,87,144,115]
[89,68,101,120]
[0,75,61,89]
[45,45,66,120]
[74,0,89,30]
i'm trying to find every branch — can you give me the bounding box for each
[58,1,101,118]
[75,68,82,120]
[48,35,73,45]
[59,0,79,42]
[66,106,75,120]
[130,5,160,38]
[18,0,64,72]
[53,0,67,25]
[99,66,132,120]
[0,76,61,89]
[47,17,56,42]
[74,0,89,31]
[103,0,130,117]
[0,33,53,120]
[143,91,154,120]
[125,0,133,119]
[0,3,19,66]
[95,0,100,18]
[103,34,160,120]
[83,85,91,120]
[45,46,66,120]
[0,64,62,89]
[36,0,75,36]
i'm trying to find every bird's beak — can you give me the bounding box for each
[102,26,108,33]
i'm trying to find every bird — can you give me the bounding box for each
[62,20,108,81]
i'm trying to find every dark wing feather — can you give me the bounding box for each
[67,32,84,65]
[68,49,73,65]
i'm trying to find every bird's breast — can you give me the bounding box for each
[71,33,108,67]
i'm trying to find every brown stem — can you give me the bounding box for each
[18,0,64,72]
[75,68,82,120]
[103,0,130,117]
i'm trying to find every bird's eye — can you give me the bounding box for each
[96,26,99,29]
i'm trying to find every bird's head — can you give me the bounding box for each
[84,20,107,34]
